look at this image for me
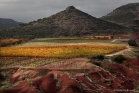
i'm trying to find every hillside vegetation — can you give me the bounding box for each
[0,18,21,30]
[0,6,129,38]
[101,3,139,31]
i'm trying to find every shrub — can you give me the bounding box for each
[112,54,125,64]
[128,39,137,46]
[93,62,101,66]
[0,72,3,79]
[96,54,104,60]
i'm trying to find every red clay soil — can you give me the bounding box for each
[76,75,98,89]
[33,73,57,93]
[121,79,135,90]
[125,57,139,65]
[10,75,20,84]
[59,74,84,93]
[131,65,139,71]
[1,57,139,93]
[10,68,39,84]
[76,75,113,93]
[88,70,123,92]
[5,81,38,93]
[2,68,138,93]
[108,64,139,80]
[130,34,139,40]
[37,74,57,93]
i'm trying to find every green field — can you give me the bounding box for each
[14,38,127,47]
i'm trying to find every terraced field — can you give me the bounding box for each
[14,38,127,47]
[0,56,139,93]
[0,38,139,93]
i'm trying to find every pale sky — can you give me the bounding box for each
[0,0,138,23]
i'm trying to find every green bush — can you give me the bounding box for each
[96,54,104,60]
[0,72,3,79]
[128,39,137,46]
[112,54,125,64]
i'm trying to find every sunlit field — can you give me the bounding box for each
[0,45,126,58]
[12,38,128,47]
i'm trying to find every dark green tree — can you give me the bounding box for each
[96,54,105,60]
[112,54,125,64]
[128,39,137,46]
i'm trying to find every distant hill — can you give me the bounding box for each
[101,3,139,31]
[0,18,21,30]
[0,6,129,38]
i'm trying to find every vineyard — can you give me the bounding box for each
[0,38,28,47]
[0,57,61,68]
[0,38,139,93]
[0,45,126,58]
[0,57,93,69]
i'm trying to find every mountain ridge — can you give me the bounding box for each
[0,18,22,30]
[101,3,139,31]
[0,6,130,38]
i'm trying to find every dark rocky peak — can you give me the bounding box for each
[66,6,76,10]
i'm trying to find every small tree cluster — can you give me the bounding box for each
[128,39,137,46]
[89,55,105,67]
[96,54,105,60]
[89,54,105,61]
[112,54,126,64]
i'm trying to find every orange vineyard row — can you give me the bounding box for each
[0,45,126,58]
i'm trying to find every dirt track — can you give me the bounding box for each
[106,45,131,56]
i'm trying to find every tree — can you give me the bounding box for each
[96,54,104,60]
[128,39,137,46]
[112,54,125,64]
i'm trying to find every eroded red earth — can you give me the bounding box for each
[0,57,139,93]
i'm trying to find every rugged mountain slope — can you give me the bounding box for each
[0,18,21,30]
[101,3,139,31]
[0,6,129,38]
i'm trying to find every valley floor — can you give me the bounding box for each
[0,38,139,93]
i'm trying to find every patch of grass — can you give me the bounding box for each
[14,38,114,47]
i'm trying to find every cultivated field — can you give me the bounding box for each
[14,38,126,46]
[0,38,28,47]
[0,38,128,67]
[0,38,139,93]
[0,37,129,70]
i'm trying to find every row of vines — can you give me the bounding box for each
[0,45,126,58]
[0,38,28,47]
[0,57,61,68]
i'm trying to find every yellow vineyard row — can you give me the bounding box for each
[0,45,126,58]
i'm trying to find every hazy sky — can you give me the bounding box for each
[0,0,138,23]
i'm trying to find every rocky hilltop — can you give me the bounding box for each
[0,6,128,38]
[101,3,139,31]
